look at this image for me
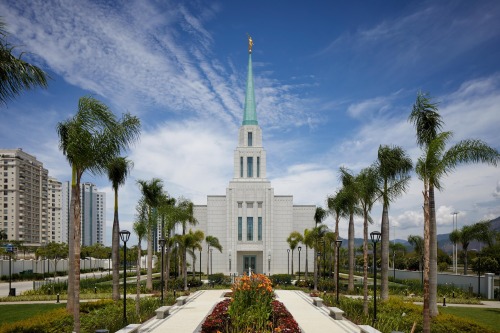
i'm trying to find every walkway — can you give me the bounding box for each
[139,289,362,333]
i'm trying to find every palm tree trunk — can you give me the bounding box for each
[165,246,171,291]
[423,185,431,333]
[381,203,389,300]
[464,249,468,275]
[72,177,82,333]
[429,185,438,317]
[207,246,210,277]
[67,180,75,314]
[334,216,339,294]
[348,213,355,291]
[362,214,369,316]
[305,247,309,278]
[136,240,141,316]
[313,246,318,291]
[146,226,153,290]
[291,250,294,277]
[112,188,120,301]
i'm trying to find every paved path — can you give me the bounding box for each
[274,290,360,333]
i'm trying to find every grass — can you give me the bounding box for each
[0,303,66,324]
[440,307,500,332]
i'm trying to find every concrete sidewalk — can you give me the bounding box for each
[274,290,360,333]
[138,289,362,333]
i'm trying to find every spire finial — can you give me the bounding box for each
[247,34,253,54]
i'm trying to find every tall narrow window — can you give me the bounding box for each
[258,217,262,241]
[257,157,260,178]
[240,157,243,178]
[247,217,253,241]
[238,217,242,241]
[247,157,253,177]
[248,132,253,146]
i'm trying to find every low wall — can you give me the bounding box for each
[393,269,496,299]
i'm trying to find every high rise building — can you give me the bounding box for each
[61,182,106,246]
[193,39,316,275]
[0,148,49,245]
[47,177,62,243]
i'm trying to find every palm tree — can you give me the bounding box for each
[314,207,327,225]
[309,224,328,291]
[303,228,312,278]
[409,91,499,332]
[408,235,424,272]
[0,229,7,241]
[107,157,133,301]
[328,189,350,292]
[57,96,140,332]
[184,229,204,279]
[205,235,222,275]
[356,166,378,315]
[137,178,164,290]
[133,199,147,316]
[177,198,198,290]
[339,167,361,292]
[449,221,492,275]
[157,195,178,292]
[0,19,48,106]
[376,145,412,300]
[286,231,303,277]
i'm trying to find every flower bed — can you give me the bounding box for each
[201,274,300,333]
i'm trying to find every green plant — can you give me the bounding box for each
[270,274,292,286]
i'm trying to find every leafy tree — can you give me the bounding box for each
[308,224,328,291]
[137,178,163,290]
[0,19,48,106]
[107,156,133,301]
[376,145,412,300]
[328,189,350,292]
[177,198,198,290]
[408,235,424,272]
[57,96,140,332]
[409,91,499,332]
[449,221,492,274]
[286,231,303,277]
[184,229,204,279]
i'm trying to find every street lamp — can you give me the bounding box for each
[322,239,326,280]
[210,248,213,275]
[287,249,290,275]
[199,249,202,281]
[477,252,481,299]
[268,253,271,275]
[298,246,302,281]
[335,240,342,304]
[7,244,14,296]
[119,230,131,325]
[370,230,381,324]
[159,238,165,305]
[317,251,321,287]
[393,250,396,281]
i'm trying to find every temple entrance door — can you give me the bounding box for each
[243,255,256,274]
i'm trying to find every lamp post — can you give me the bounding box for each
[298,246,302,281]
[159,238,165,305]
[119,230,131,325]
[268,253,271,275]
[393,250,396,281]
[370,231,381,324]
[322,239,326,280]
[229,250,232,272]
[287,249,290,275]
[210,248,213,275]
[199,249,202,281]
[335,240,342,304]
[316,251,321,287]
[7,244,13,296]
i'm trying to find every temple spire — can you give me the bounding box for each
[243,35,258,125]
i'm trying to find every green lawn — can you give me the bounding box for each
[0,303,66,325]
[440,307,500,332]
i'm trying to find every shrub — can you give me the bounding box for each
[208,273,230,286]
[270,274,292,286]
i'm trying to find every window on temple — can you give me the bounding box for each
[257,157,260,177]
[247,157,253,177]
[238,217,242,241]
[248,132,253,146]
[240,157,243,178]
[247,217,253,241]
[258,217,262,241]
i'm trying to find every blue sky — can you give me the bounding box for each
[1,0,499,246]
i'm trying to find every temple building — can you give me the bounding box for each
[194,38,315,275]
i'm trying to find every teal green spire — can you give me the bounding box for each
[243,53,258,125]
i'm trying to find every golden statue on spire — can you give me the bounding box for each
[247,34,253,53]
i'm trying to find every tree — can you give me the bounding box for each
[409,91,499,332]
[376,145,412,300]
[205,235,223,276]
[0,19,48,106]
[156,195,178,292]
[328,189,350,293]
[137,178,164,290]
[184,229,204,279]
[303,228,312,278]
[57,96,140,332]
[356,166,378,315]
[308,224,328,291]
[312,206,327,279]
[408,235,424,272]
[133,198,147,316]
[339,167,362,292]
[107,156,133,301]
[177,198,198,290]
[449,221,492,274]
[286,231,303,276]
[0,229,7,241]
